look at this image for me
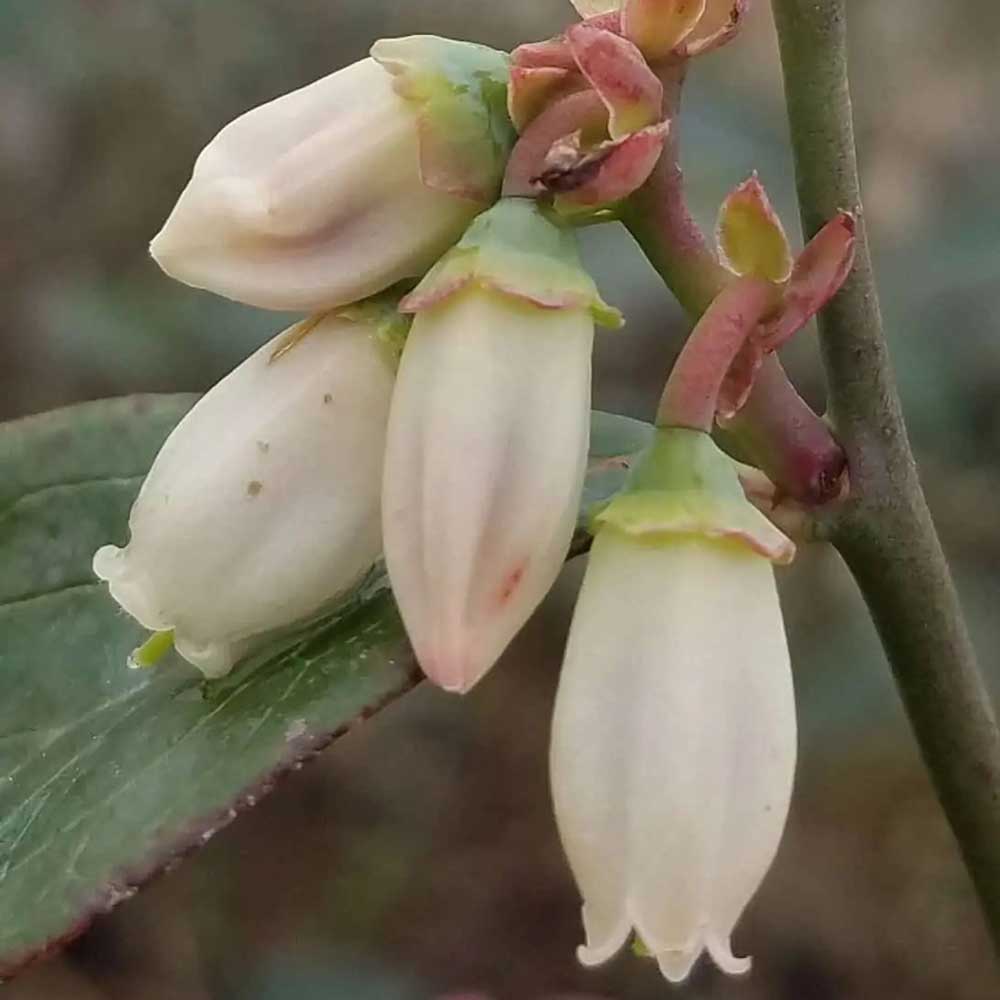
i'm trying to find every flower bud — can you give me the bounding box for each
[717,173,793,283]
[151,37,514,312]
[382,198,621,693]
[93,305,402,677]
[551,427,796,982]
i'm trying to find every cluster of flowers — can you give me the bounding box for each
[93,0,854,984]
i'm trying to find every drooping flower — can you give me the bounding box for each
[550,426,796,982]
[382,197,622,694]
[93,302,404,677]
[151,36,515,311]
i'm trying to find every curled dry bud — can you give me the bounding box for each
[567,0,750,60]
[537,122,670,215]
[507,24,667,214]
[93,306,402,677]
[151,37,514,312]
[551,427,795,983]
[383,198,621,694]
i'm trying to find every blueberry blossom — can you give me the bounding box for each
[382,197,622,693]
[93,303,404,677]
[151,36,515,311]
[550,426,797,982]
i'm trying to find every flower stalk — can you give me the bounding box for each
[655,275,778,431]
[621,62,847,505]
[772,0,1000,950]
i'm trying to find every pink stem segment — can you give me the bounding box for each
[623,61,848,502]
[656,276,776,431]
[721,354,847,504]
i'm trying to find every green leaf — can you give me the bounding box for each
[0,396,649,976]
[581,409,654,514]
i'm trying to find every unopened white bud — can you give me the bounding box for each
[93,310,398,676]
[382,198,621,693]
[151,37,514,312]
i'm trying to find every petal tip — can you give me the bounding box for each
[706,932,752,977]
[655,946,702,984]
[576,906,631,966]
[417,647,488,696]
[576,939,625,968]
[92,544,123,582]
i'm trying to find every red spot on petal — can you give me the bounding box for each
[497,561,529,606]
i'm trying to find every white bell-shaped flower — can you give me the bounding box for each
[151,36,514,312]
[93,305,401,677]
[382,198,622,693]
[550,427,797,982]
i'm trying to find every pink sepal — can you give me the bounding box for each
[510,37,579,71]
[761,212,856,349]
[565,23,663,139]
[399,274,604,315]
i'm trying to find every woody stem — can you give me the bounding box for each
[773,0,1000,951]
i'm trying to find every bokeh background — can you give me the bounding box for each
[3,1,1000,997]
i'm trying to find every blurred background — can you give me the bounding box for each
[3,1,1000,997]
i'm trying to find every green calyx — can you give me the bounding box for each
[335,290,412,369]
[400,198,624,327]
[371,35,516,204]
[595,427,795,563]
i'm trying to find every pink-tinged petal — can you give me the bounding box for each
[566,23,663,139]
[622,0,707,61]
[510,36,580,71]
[716,173,792,283]
[399,271,610,316]
[383,289,594,694]
[540,121,669,213]
[761,212,856,349]
[681,0,749,56]
[508,66,577,132]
